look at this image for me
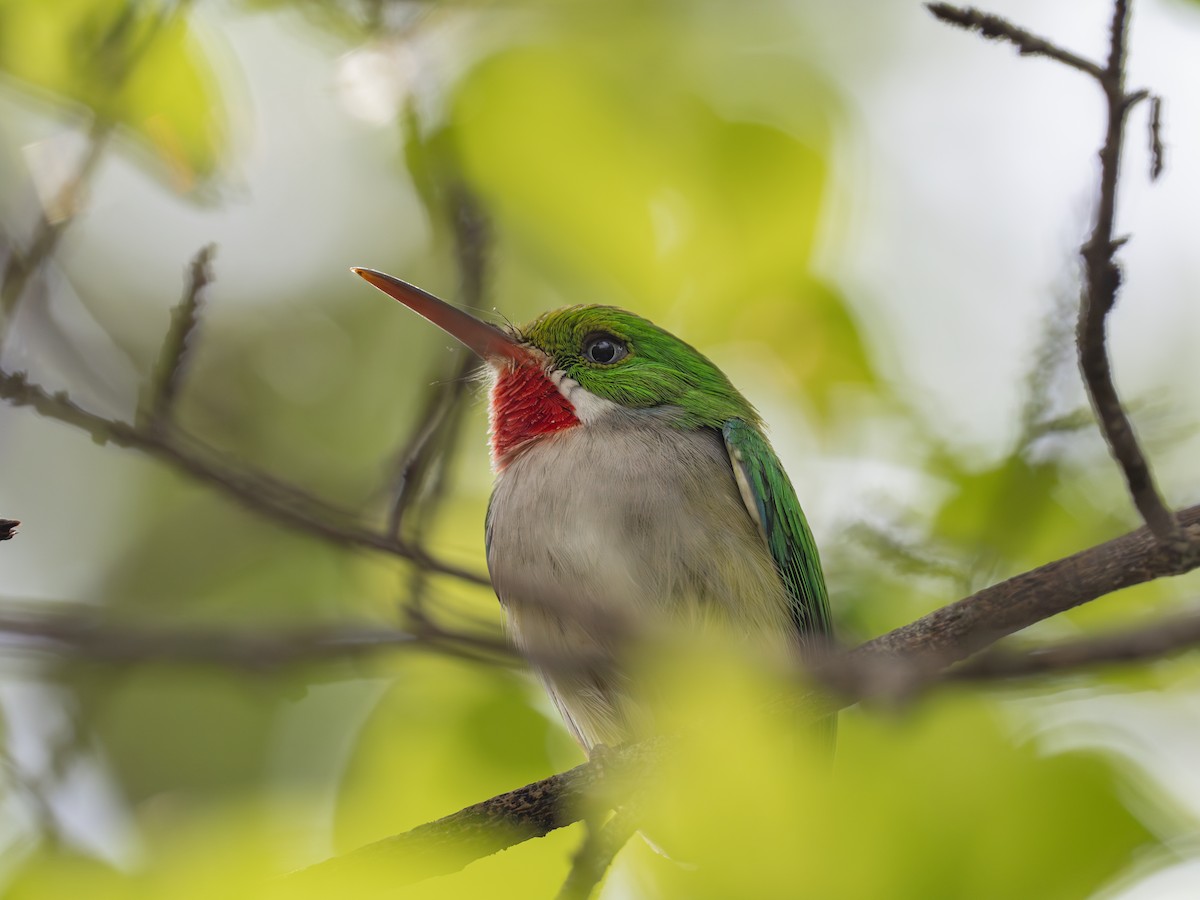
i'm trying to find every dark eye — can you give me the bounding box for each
[582,333,628,365]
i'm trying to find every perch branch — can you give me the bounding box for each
[857,505,1200,665]
[948,603,1200,680]
[287,738,663,893]
[289,503,1200,888]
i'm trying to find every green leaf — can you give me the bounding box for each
[0,0,228,188]
[635,652,1163,899]
[441,21,878,415]
[452,44,828,301]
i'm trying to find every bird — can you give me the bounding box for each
[353,267,833,752]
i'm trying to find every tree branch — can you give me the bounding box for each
[1076,0,1187,550]
[556,806,643,900]
[0,121,112,336]
[857,505,1200,665]
[386,183,489,541]
[555,805,640,900]
[0,369,488,585]
[143,243,215,430]
[0,609,512,670]
[287,738,663,893]
[1149,94,1164,181]
[929,2,1194,556]
[948,603,1200,681]
[925,4,1103,78]
[288,503,1200,887]
[284,4,1200,886]
[0,2,186,340]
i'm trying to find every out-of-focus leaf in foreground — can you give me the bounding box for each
[630,648,1163,899]
[441,3,877,418]
[0,0,228,189]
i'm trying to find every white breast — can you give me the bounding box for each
[485,415,793,748]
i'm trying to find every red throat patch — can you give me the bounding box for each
[489,364,579,468]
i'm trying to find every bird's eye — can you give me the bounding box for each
[582,333,628,365]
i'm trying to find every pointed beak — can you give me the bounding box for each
[351,267,532,366]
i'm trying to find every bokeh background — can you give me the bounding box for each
[2,0,1200,896]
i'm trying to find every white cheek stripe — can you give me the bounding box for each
[547,369,623,425]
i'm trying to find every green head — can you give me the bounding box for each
[520,305,758,428]
[353,268,759,430]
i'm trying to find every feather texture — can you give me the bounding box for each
[723,419,832,644]
[353,270,835,749]
[486,415,799,749]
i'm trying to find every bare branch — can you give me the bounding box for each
[555,806,639,900]
[0,370,489,584]
[286,738,663,894]
[0,4,186,340]
[930,2,1195,561]
[0,520,17,541]
[949,604,1200,681]
[386,356,468,537]
[0,122,112,336]
[925,4,1103,78]
[0,608,512,670]
[144,244,215,429]
[388,183,491,540]
[858,506,1200,665]
[1149,95,1165,181]
[1074,0,1187,550]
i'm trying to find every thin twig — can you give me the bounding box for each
[857,507,1200,665]
[144,244,215,429]
[1,2,186,341]
[387,182,491,539]
[389,183,492,614]
[386,351,476,538]
[948,604,1200,680]
[1075,0,1185,549]
[0,122,112,335]
[847,521,967,585]
[0,609,513,670]
[925,4,1104,78]
[0,370,489,584]
[0,520,17,541]
[555,806,640,900]
[286,737,665,894]
[1149,95,1164,181]
[929,1,1193,557]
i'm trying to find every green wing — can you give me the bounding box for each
[722,420,831,647]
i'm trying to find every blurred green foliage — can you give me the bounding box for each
[0,0,1197,897]
[0,0,227,188]
[6,651,1177,899]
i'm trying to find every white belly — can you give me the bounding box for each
[486,420,794,748]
